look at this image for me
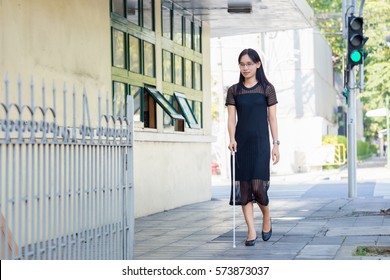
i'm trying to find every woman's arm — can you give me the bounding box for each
[268,104,280,164]
[227,105,237,152]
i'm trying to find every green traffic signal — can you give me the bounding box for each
[350,50,362,63]
[347,16,368,69]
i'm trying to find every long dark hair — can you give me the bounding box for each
[238,48,270,90]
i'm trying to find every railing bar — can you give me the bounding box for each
[42,142,47,259]
[30,78,36,142]
[17,77,22,142]
[98,145,103,259]
[113,145,117,259]
[36,143,41,260]
[110,145,114,260]
[86,144,90,260]
[77,143,81,260]
[72,143,77,260]
[47,143,52,260]
[30,143,35,259]
[118,146,122,259]
[4,143,9,260]
[11,144,16,259]
[116,146,121,259]
[105,145,109,259]
[17,143,23,259]
[69,145,77,260]
[24,143,29,259]
[52,144,60,259]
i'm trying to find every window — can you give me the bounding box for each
[143,41,155,77]
[163,50,172,83]
[110,1,204,132]
[113,82,127,116]
[112,0,125,17]
[112,29,125,68]
[143,0,154,30]
[144,87,184,129]
[174,55,183,86]
[193,101,202,128]
[184,15,192,49]
[162,2,172,39]
[194,62,202,90]
[163,94,174,128]
[143,88,157,128]
[194,20,202,53]
[129,35,141,73]
[174,92,200,129]
[173,7,183,45]
[185,59,192,89]
[126,0,139,25]
[130,85,142,122]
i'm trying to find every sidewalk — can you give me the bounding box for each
[134,157,390,260]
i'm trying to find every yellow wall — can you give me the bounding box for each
[0,0,112,127]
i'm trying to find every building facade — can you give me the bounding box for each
[1,0,214,218]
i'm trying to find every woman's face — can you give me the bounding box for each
[239,54,260,80]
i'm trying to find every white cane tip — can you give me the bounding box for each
[233,244,236,248]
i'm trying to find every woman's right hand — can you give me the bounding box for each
[228,140,237,152]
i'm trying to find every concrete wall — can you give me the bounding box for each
[133,138,212,217]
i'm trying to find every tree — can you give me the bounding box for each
[308,0,390,141]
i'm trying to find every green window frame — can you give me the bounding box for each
[129,35,141,73]
[194,62,202,90]
[162,50,173,83]
[185,59,193,89]
[111,0,154,30]
[142,0,154,30]
[145,87,184,121]
[113,81,127,116]
[130,85,142,122]
[174,55,183,86]
[194,20,202,53]
[143,41,155,77]
[173,5,183,45]
[112,28,126,68]
[184,14,193,49]
[174,92,200,129]
[162,1,172,39]
[126,0,139,25]
[112,0,125,17]
[193,100,202,128]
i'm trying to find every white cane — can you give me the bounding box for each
[232,151,236,248]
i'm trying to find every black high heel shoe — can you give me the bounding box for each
[245,236,258,246]
[261,218,272,241]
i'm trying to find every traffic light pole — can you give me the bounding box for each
[347,69,357,197]
[344,0,358,198]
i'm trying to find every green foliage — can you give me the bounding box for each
[307,0,344,72]
[308,0,390,143]
[322,135,347,169]
[322,134,347,146]
[357,140,375,160]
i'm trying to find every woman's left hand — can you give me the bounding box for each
[272,145,280,165]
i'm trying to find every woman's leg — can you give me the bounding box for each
[242,203,257,240]
[258,204,271,232]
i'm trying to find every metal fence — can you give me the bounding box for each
[0,77,134,259]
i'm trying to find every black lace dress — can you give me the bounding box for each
[225,82,278,206]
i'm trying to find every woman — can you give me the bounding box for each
[226,48,280,246]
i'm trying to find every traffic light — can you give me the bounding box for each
[342,87,349,105]
[347,16,368,69]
